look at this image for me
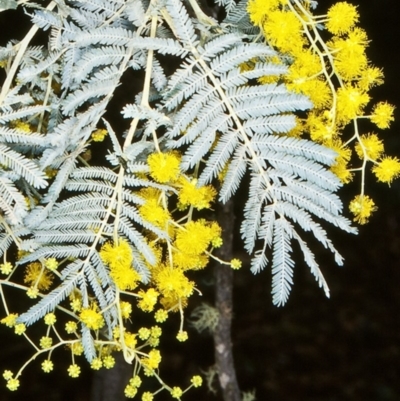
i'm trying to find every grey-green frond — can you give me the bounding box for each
[157,4,356,305]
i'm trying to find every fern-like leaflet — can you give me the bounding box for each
[0,0,357,341]
[159,0,357,305]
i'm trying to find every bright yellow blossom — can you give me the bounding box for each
[39,336,53,349]
[349,194,377,224]
[150,325,162,338]
[41,360,54,373]
[358,66,384,90]
[331,161,353,183]
[346,27,369,47]
[90,358,103,370]
[287,50,322,79]
[100,239,133,269]
[120,301,132,319]
[171,386,183,399]
[154,309,168,323]
[65,321,78,333]
[355,133,384,160]
[333,47,367,82]
[263,10,304,54]
[139,198,171,228]
[3,370,13,380]
[372,157,400,185]
[124,385,137,398]
[44,258,58,271]
[138,288,159,312]
[124,331,137,349]
[1,313,18,327]
[154,265,194,304]
[142,349,161,370]
[91,128,108,142]
[130,375,142,387]
[70,342,84,356]
[142,392,154,401]
[44,313,56,325]
[370,102,395,129]
[326,2,359,35]
[11,120,31,133]
[191,375,203,387]
[178,178,217,210]
[24,262,54,291]
[103,355,115,369]
[14,323,26,335]
[26,287,39,298]
[306,113,337,144]
[247,0,283,26]
[176,330,188,342]
[99,239,141,290]
[67,364,81,378]
[80,304,105,330]
[137,187,161,201]
[70,297,82,312]
[288,78,331,110]
[230,258,242,270]
[330,27,369,59]
[330,142,353,183]
[6,378,19,391]
[147,152,181,183]
[0,262,13,274]
[336,85,370,123]
[138,327,151,340]
[175,220,221,256]
[173,249,209,270]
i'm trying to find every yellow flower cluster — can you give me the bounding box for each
[0,262,13,275]
[79,304,105,330]
[24,262,54,291]
[326,2,359,35]
[1,313,18,328]
[3,370,19,391]
[137,152,223,313]
[147,152,181,183]
[124,375,142,398]
[10,120,31,133]
[3,9,233,401]
[177,177,217,211]
[138,188,171,229]
[349,195,377,225]
[138,288,159,312]
[91,128,108,142]
[41,360,54,373]
[247,0,398,224]
[372,157,400,185]
[141,349,161,370]
[99,239,141,290]
[152,264,194,310]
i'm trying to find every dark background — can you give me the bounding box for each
[1,1,400,400]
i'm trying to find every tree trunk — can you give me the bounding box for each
[214,199,241,401]
[90,353,131,401]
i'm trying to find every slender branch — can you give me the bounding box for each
[213,199,241,401]
[0,1,57,106]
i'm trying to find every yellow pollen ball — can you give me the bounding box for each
[147,152,181,183]
[326,2,359,35]
[80,306,105,330]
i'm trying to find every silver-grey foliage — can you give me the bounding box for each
[0,0,356,340]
